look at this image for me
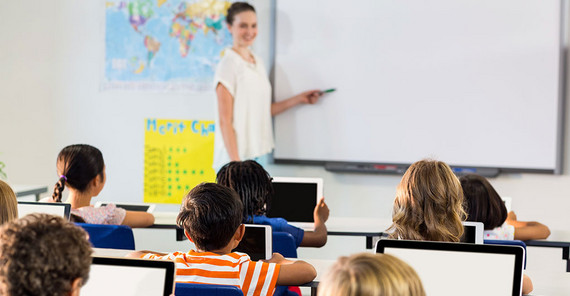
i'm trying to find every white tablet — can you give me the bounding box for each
[268,177,323,231]
[376,239,524,296]
[233,224,272,261]
[17,202,71,220]
[94,202,155,213]
[461,221,484,244]
[82,257,175,296]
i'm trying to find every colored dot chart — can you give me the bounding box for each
[144,118,216,204]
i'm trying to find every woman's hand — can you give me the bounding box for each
[295,90,322,105]
[271,89,323,116]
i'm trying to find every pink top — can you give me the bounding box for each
[484,223,515,240]
[71,203,126,225]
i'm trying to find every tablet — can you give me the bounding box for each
[375,239,524,296]
[82,257,175,296]
[17,201,71,220]
[94,202,155,213]
[461,221,484,244]
[233,224,272,261]
[267,177,323,230]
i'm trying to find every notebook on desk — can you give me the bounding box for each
[94,201,155,213]
[267,177,323,231]
[376,239,524,296]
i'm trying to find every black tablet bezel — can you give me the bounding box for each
[375,239,524,296]
[90,256,175,296]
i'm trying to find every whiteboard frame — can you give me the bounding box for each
[270,0,568,175]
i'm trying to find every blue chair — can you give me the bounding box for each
[484,239,527,269]
[175,283,243,296]
[75,223,135,250]
[273,232,297,258]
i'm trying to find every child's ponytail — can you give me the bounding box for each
[52,175,67,202]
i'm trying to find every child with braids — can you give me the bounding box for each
[217,160,329,248]
[51,144,154,227]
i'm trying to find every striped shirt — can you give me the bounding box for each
[142,250,280,296]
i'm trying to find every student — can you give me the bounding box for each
[389,161,533,294]
[388,159,466,242]
[0,180,18,224]
[51,144,154,227]
[318,253,426,296]
[216,160,329,247]
[0,213,92,296]
[460,174,550,241]
[128,183,316,296]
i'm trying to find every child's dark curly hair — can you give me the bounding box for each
[0,214,92,296]
[216,160,274,223]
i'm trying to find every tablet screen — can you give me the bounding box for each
[233,225,271,261]
[82,257,174,296]
[268,182,317,223]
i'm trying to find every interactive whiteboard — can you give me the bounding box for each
[273,0,567,173]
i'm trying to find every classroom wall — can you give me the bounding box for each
[1,0,570,238]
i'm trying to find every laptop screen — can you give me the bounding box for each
[17,202,71,219]
[267,179,319,223]
[376,240,523,296]
[81,257,175,296]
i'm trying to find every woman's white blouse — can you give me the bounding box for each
[213,48,273,170]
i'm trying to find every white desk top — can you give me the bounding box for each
[153,212,391,234]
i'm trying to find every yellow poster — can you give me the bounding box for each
[144,118,215,204]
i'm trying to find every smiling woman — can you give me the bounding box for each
[212,2,323,171]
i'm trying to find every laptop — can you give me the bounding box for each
[233,224,273,261]
[461,221,484,244]
[82,257,175,296]
[376,239,525,296]
[17,201,71,220]
[94,201,155,213]
[267,177,323,231]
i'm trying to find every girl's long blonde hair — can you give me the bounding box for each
[318,253,426,296]
[388,159,466,242]
[0,180,18,224]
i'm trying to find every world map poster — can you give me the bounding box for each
[104,0,233,91]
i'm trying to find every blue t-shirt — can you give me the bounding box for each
[251,215,305,247]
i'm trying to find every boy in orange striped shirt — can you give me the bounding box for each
[128,183,316,296]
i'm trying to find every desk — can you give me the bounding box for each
[13,185,48,201]
[152,213,390,248]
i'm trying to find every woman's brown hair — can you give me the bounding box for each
[0,180,18,225]
[388,159,466,242]
[318,253,426,296]
[460,174,507,230]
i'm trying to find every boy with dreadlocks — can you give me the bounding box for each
[217,160,329,248]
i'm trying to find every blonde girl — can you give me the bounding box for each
[389,159,466,242]
[0,180,18,224]
[318,253,425,296]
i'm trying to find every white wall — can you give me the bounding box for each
[1,0,570,237]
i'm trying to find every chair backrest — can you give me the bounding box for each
[75,223,135,250]
[175,283,244,296]
[273,232,297,258]
[484,239,527,269]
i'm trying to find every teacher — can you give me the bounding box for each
[213,2,321,170]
